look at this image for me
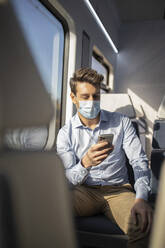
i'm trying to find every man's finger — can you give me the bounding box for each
[94,147,112,157]
[93,141,109,150]
[95,153,109,162]
[146,212,153,234]
[140,212,148,232]
[131,209,137,225]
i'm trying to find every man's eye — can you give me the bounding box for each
[81,96,89,99]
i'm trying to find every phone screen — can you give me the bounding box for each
[98,134,114,145]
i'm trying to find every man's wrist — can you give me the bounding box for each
[136,188,149,201]
[81,156,91,169]
[135,198,147,203]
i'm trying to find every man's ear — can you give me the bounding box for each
[70,92,77,105]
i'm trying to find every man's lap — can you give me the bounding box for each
[72,183,136,231]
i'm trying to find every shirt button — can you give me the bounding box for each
[82,170,86,174]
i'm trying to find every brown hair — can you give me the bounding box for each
[70,68,104,95]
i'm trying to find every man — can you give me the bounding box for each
[56,68,153,248]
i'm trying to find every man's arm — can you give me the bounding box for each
[122,116,153,232]
[56,128,89,185]
[122,116,151,200]
[56,127,112,185]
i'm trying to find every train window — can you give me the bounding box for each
[11,0,64,97]
[5,0,65,150]
[91,51,110,93]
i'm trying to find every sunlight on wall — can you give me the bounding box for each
[65,31,77,122]
[128,88,157,157]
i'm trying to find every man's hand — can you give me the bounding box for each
[81,141,114,169]
[131,198,153,233]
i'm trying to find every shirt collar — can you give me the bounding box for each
[72,113,84,128]
[72,109,109,129]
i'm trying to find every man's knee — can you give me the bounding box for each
[127,214,150,248]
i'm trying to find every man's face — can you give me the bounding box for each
[71,82,100,109]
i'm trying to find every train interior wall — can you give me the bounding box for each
[54,0,165,157]
[116,20,165,156]
[54,0,119,68]
[48,0,121,122]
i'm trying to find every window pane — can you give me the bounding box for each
[11,0,64,100]
[91,56,108,86]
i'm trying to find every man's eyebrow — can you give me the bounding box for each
[80,94,89,96]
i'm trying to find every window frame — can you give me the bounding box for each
[92,46,114,93]
[39,0,70,148]
[92,52,110,92]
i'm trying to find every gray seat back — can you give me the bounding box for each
[152,120,165,149]
[152,95,165,149]
[0,1,76,247]
[101,93,136,118]
[0,153,76,248]
[150,162,165,248]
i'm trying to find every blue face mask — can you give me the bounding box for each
[78,100,100,119]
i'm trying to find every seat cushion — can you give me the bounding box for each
[152,120,165,149]
[151,150,165,180]
[75,214,124,235]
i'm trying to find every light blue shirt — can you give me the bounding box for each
[56,110,151,200]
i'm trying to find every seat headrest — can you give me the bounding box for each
[157,95,165,119]
[101,93,136,118]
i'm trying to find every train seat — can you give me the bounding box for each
[100,93,136,118]
[75,215,124,235]
[151,150,165,181]
[150,162,165,248]
[75,215,127,248]
[0,153,77,248]
[152,120,165,149]
[151,95,165,195]
[152,95,165,149]
[0,2,76,247]
[101,93,139,137]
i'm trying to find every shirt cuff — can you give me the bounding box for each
[135,186,149,201]
[75,162,89,184]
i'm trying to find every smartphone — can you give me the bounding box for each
[98,134,114,145]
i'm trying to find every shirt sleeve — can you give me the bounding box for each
[56,127,89,185]
[122,116,151,200]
